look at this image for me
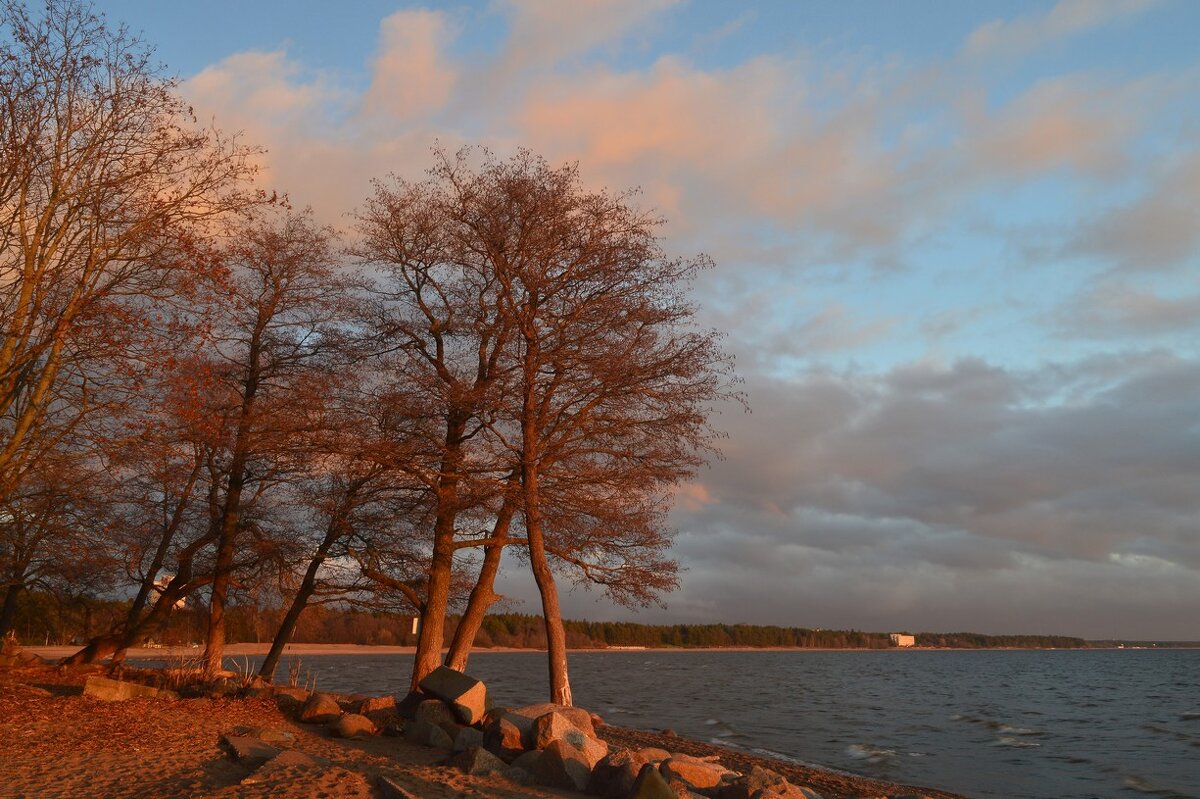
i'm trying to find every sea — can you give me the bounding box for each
[163,648,1199,799]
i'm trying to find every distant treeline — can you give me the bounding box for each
[8,594,1091,650]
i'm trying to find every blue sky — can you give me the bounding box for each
[86,0,1200,638]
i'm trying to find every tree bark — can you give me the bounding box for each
[258,511,346,682]
[409,412,468,691]
[0,583,22,640]
[445,496,515,671]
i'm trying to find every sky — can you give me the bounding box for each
[87,0,1200,639]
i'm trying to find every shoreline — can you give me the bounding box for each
[0,658,969,799]
[26,642,1183,660]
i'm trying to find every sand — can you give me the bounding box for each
[0,661,968,799]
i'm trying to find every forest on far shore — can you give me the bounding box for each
[7,591,1094,650]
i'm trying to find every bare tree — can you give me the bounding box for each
[456,150,737,704]
[198,209,349,676]
[0,0,258,509]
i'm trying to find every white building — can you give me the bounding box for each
[889,633,916,647]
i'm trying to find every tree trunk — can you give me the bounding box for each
[521,432,571,704]
[409,412,469,691]
[259,519,343,682]
[0,583,22,640]
[445,499,515,671]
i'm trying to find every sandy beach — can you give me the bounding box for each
[1,655,967,799]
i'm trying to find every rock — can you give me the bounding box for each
[83,675,175,701]
[661,754,737,790]
[404,718,454,750]
[532,738,593,792]
[482,711,533,761]
[299,692,343,724]
[533,710,596,750]
[416,666,489,725]
[415,699,463,738]
[502,766,535,785]
[272,686,310,708]
[218,734,282,767]
[377,775,422,799]
[751,789,824,799]
[589,748,652,798]
[453,725,484,752]
[357,694,398,726]
[228,725,297,745]
[450,746,509,776]
[510,702,596,737]
[240,750,319,784]
[330,713,376,739]
[631,762,679,799]
[639,747,673,762]
[718,766,793,799]
[509,748,543,774]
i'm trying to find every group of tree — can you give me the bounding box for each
[0,0,738,703]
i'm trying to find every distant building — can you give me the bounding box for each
[889,633,916,647]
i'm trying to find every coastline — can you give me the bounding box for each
[26,642,1155,660]
[1,656,969,799]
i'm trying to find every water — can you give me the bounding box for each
[163,649,1200,799]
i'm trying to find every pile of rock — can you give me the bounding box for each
[396,667,828,799]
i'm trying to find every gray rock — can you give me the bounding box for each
[417,666,489,725]
[404,718,455,750]
[509,749,543,774]
[299,692,343,724]
[453,725,484,752]
[718,766,793,799]
[589,748,652,798]
[240,750,319,784]
[449,745,508,776]
[532,710,599,752]
[631,762,679,799]
[532,738,593,792]
[218,734,282,767]
[330,713,376,739]
[415,699,463,738]
[510,702,596,737]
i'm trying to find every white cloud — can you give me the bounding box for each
[962,0,1158,61]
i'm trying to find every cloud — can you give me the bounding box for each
[1058,280,1200,337]
[962,0,1158,61]
[1068,149,1200,271]
[494,0,682,71]
[361,9,457,122]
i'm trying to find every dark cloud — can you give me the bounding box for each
[492,353,1200,640]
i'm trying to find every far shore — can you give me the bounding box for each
[26,642,1174,660]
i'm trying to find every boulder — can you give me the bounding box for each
[331,713,376,739]
[273,686,310,708]
[453,725,484,752]
[631,762,679,799]
[299,692,343,724]
[640,747,673,762]
[416,667,489,725]
[218,734,282,767]
[415,699,463,738]
[533,710,600,752]
[661,754,737,790]
[532,738,593,792]
[482,711,533,761]
[589,748,652,798]
[510,702,596,737]
[357,695,398,726]
[718,766,793,799]
[449,746,508,776]
[404,718,454,750]
[227,725,297,746]
[377,775,422,799]
[83,675,176,702]
[509,749,544,774]
[241,750,320,784]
